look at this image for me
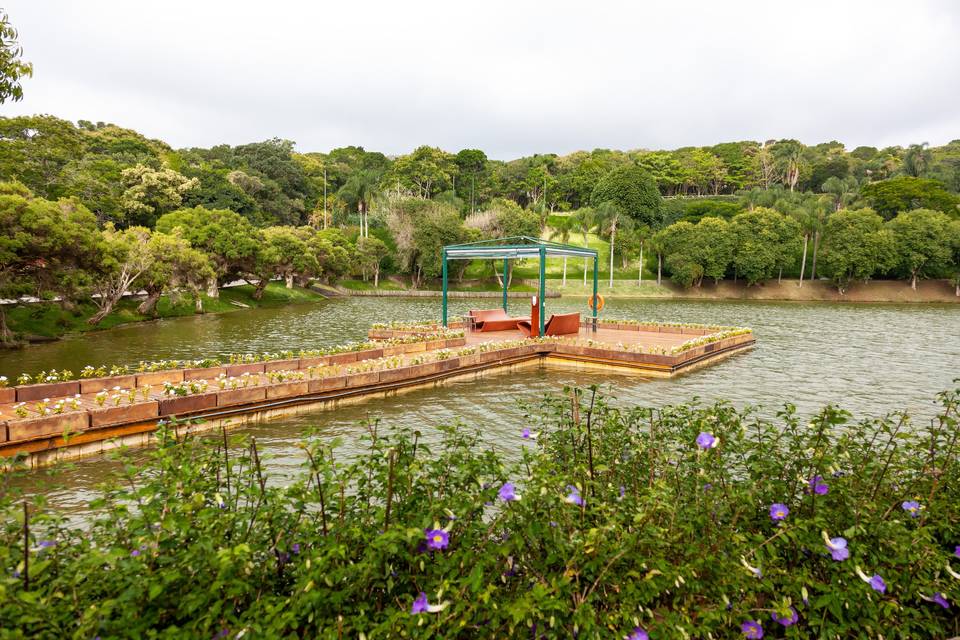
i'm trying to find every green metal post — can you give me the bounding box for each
[592,254,598,332]
[442,249,448,327]
[502,257,508,312]
[539,247,546,336]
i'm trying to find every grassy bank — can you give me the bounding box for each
[3,283,327,342]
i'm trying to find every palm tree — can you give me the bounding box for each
[594,201,624,289]
[569,207,596,286]
[548,215,575,287]
[338,170,380,237]
[902,142,931,177]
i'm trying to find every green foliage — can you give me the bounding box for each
[860,176,960,220]
[820,208,897,292]
[155,207,261,283]
[887,209,955,287]
[0,10,32,103]
[590,164,663,228]
[729,208,801,285]
[2,386,958,637]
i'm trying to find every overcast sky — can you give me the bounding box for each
[4,0,959,159]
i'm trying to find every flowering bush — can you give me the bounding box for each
[1,386,957,638]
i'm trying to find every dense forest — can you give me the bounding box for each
[2,113,960,340]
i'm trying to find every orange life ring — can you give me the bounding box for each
[589,293,605,312]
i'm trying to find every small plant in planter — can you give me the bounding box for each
[0,375,7,388]
[110,393,123,407]
[17,373,32,385]
[69,394,82,410]
[13,402,28,418]
[140,385,152,401]
[109,365,125,376]
[95,391,107,407]
[34,398,49,414]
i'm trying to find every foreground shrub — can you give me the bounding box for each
[0,385,958,638]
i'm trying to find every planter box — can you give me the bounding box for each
[407,362,442,378]
[477,350,507,365]
[184,366,224,381]
[265,381,309,399]
[225,363,265,377]
[217,387,267,407]
[403,342,427,354]
[378,366,416,384]
[7,411,89,442]
[16,381,81,403]
[135,370,184,388]
[328,352,358,365]
[355,348,383,362]
[0,421,7,443]
[0,388,15,404]
[89,401,159,428]
[158,392,218,416]
[381,345,406,357]
[263,359,301,373]
[445,337,467,348]
[425,339,446,351]
[344,372,380,388]
[308,376,346,393]
[299,356,330,368]
[80,375,137,394]
[437,357,460,372]
[458,354,481,368]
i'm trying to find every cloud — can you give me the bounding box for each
[4,0,959,158]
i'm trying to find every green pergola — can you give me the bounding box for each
[441,236,600,336]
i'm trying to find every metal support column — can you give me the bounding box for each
[538,246,546,336]
[592,254,598,332]
[501,257,508,312]
[441,250,448,327]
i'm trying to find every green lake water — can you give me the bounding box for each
[4,296,959,517]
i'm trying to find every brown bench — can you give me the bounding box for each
[470,308,528,332]
[518,312,580,337]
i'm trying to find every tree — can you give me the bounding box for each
[950,219,960,296]
[860,176,960,220]
[692,217,733,284]
[901,143,932,178]
[338,170,380,238]
[548,215,575,286]
[594,201,631,289]
[0,183,104,341]
[137,231,214,315]
[356,236,391,287]
[88,226,154,325]
[729,208,800,285]
[590,165,663,229]
[155,207,261,297]
[249,227,318,298]
[121,164,199,227]
[386,146,456,199]
[820,208,896,293]
[455,149,488,212]
[569,207,596,285]
[0,10,32,103]
[887,209,954,290]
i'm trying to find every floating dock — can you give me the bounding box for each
[0,320,754,468]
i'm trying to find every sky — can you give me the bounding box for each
[4,0,960,160]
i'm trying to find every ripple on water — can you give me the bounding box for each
[5,296,959,519]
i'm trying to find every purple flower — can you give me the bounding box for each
[901,500,920,517]
[769,503,789,521]
[38,540,56,549]
[213,630,230,639]
[411,592,429,614]
[771,607,798,627]
[626,628,649,640]
[741,620,763,638]
[696,432,717,449]
[955,545,960,559]
[932,592,950,609]
[130,549,141,557]
[703,483,713,492]
[619,485,626,498]
[498,482,518,502]
[521,428,531,438]
[826,536,849,561]
[292,543,301,555]
[809,476,829,495]
[425,528,449,550]
[565,485,584,506]
[869,574,886,594]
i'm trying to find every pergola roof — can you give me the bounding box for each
[443,236,597,260]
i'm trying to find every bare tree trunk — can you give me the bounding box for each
[373,267,379,288]
[608,224,616,289]
[285,272,294,289]
[638,242,643,286]
[253,278,269,300]
[0,305,12,344]
[194,291,204,313]
[562,257,567,287]
[207,277,219,298]
[778,267,782,284]
[657,253,662,286]
[798,234,808,287]
[911,273,917,291]
[88,291,124,325]
[137,289,162,316]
